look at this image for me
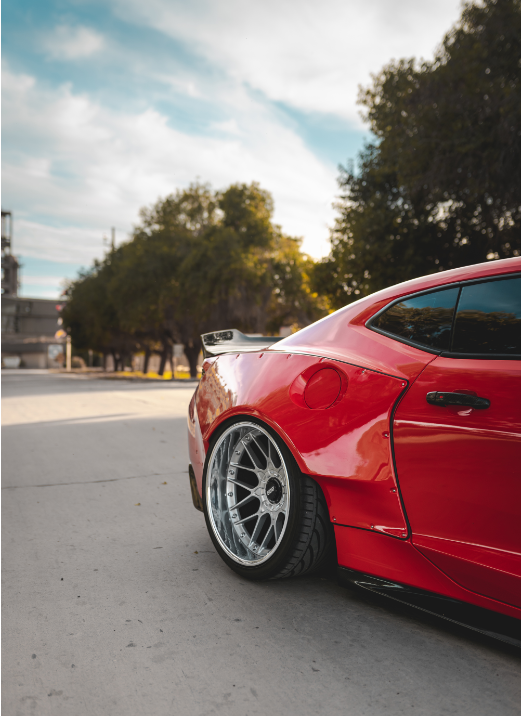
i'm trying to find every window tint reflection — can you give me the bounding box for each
[452,277,521,355]
[373,287,459,351]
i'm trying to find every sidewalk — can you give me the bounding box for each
[53,368,200,382]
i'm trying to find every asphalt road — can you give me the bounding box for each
[2,370,520,716]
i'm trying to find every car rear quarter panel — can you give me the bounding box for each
[195,349,411,538]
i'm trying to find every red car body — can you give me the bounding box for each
[188,257,521,620]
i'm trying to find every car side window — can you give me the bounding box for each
[451,277,521,356]
[372,287,460,351]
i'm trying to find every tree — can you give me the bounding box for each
[316,0,521,309]
[118,182,327,375]
[62,260,138,370]
[265,233,329,334]
[64,182,324,378]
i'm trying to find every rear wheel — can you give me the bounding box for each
[202,417,333,580]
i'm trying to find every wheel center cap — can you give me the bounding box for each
[265,477,282,504]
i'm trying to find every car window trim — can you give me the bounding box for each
[366,272,521,360]
[448,285,463,352]
[439,351,521,361]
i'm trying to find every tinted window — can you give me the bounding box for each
[372,287,459,351]
[452,277,521,355]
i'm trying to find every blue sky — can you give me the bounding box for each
[2,0,462,298]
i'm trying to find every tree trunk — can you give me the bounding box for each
[168,349,175,380]
[158,346,169,377]
[111,350,118,372]
[143,348,151,374]
[103,353,108,371]
[184,343,200,379]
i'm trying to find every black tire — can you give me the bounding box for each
[202,415,334,581]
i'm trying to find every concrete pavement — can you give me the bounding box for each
[2,370,520,715]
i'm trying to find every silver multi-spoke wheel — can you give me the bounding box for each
[206,422,290,565]
[202,417,333,580]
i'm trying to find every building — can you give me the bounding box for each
[2,297,65,369]
[1,210,19,297]
[1,210,66,368]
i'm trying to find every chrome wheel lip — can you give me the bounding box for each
[205,421,290,567]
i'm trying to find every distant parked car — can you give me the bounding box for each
[188,257,520,643]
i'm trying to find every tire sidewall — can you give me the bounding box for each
[202,414,304,580]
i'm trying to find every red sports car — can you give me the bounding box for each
[188,257,520,643]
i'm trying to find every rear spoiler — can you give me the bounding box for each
[201,329,282,358]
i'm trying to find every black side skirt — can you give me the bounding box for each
[338,566,520,647]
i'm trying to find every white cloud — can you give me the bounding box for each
[12,220,104,265]
[4,0,464,280]
[157,74,201,98]
[19,288,62,299]
[44,25,104,60]
[111,0,462,124]
[20,275,68,286]
[210,118,242,136]
[2,66,337,264]
[19,275,69,299]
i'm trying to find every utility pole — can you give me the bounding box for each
[111,227,115,251]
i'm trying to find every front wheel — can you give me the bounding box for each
[202,417,333,580]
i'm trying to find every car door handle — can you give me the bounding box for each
[426,391,490,409]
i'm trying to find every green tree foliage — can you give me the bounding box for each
[62,260,139,370]
[265,234,327,334]
[315,0,521,309]
[63,182,324,377]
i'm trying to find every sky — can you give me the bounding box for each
[2,0,463,299]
